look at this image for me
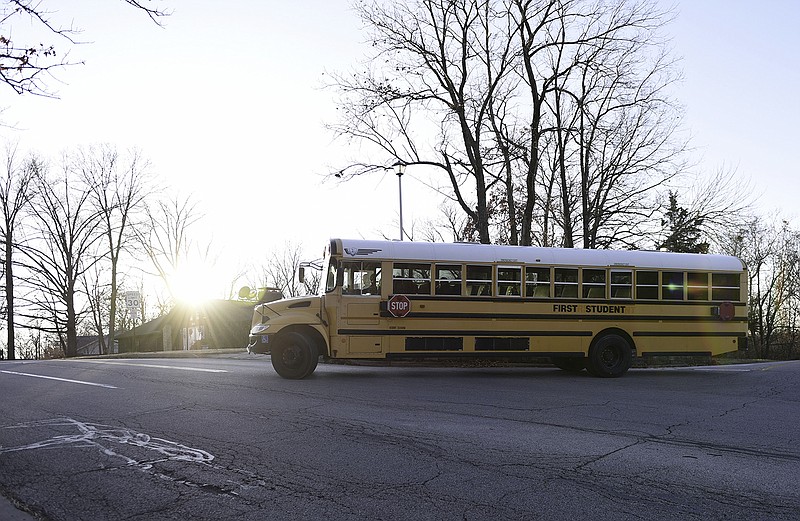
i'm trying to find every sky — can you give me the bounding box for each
[2,0,798,302]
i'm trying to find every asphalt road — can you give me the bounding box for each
[1,355,799,520]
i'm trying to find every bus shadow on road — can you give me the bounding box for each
[283,361,763,382]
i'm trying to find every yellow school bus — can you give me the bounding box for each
[247,238,748,378]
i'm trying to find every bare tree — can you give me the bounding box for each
[263,243,305,298]
[328,0,518,244]
[781,231,800,359]
[76,144,151,353]
[511,0,570,246]
[302,266,322,297]
[81,262,111,351]
[1,0,169,96]
[511,0,685,248]
[729,216,797,359]
[21,159,104,357]
[682,167,755,252]
[329,0,684,247]
[415,207,461,243]
[136,193,208,308]
[0,143,37,359]
[243,243,322,298]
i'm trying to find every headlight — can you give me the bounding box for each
[251,324,270,335]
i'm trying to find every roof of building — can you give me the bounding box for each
[115,300,255,340]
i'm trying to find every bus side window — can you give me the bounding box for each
[498,266,522,296]
[435,264,462,295]
[361,263,381,295]
[610,271,632,299]
[393,263,431,295]
[636,271,658,299]
[582,269,606,299]
[554,268,578,298]
[342,262,381,296]
[662,271,684,300]
[687,272,709,301]
[526,267,551,297]
[466,265,492,296]
[712,273,741,301]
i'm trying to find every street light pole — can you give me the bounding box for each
[393,161,406,240]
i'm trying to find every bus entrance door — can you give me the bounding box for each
[338,261,384,355]
[342,301,382,354]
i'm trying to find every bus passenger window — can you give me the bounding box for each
[435,264,462,295]
[554,268,578,298]
[393,263,431,295]
[498,267,522,296]
[636,271,658,300]
[361,264,381,295]
[342,262,381,296]
[712,273,741,301]
[526,267,551,297]
[687,272,709,301]
[662,271,684,300]
[582,269,606,299]
[610,271,632,299]
[466,265,492,296]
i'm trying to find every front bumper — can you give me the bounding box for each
[246,334,271,355]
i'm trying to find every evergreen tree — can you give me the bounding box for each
[658,191,709,253]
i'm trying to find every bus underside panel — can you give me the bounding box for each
[631,333,742,357]
[329,328,742,359]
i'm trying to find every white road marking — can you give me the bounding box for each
[0,370,118,389]
[1,417,213,470]
[75,360,228,373]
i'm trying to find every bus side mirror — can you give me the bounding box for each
[298,266,305,284]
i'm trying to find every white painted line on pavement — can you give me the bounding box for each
[75,360,228,373]
[0,370,118,389]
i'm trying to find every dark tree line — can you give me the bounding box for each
[0,1,170,359]
[0,144,211,359]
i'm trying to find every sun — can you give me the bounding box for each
[168,263,223,306]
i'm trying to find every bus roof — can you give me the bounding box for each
[332,239,746,272]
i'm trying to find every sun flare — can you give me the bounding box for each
[168,264,224,306]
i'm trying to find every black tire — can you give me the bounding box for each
[552,357,586,373]
[586,333,633,378]
[271,331,319,379]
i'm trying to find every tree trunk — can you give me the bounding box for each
[4,237,14,360]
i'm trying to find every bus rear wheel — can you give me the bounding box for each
[586,333,632,378]
[271,332,319,379]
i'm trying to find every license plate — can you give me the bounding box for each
[261,335,269,344]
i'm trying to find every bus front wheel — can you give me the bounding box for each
[586,333,632,378]
[271,332,319,379]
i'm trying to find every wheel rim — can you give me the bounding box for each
[588,333,632,377]
[282,344,303,367]
[600,344,622,368]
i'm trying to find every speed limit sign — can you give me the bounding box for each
[125,291,140,320]
[125,291,140,308]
